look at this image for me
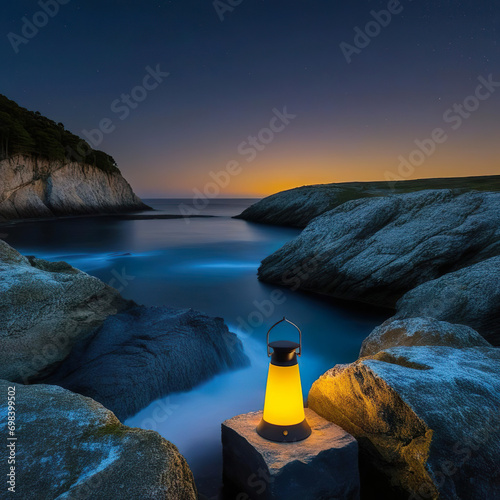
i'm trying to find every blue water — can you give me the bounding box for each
[1,199,389,498]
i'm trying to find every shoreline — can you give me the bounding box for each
[0,211,216,227]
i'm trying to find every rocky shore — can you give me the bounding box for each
[44,306,249,420]
[235,175,500,228]
[240,186,500,345]
[237,178,500,498]
[0,239,248,393]
[0,238,249,496]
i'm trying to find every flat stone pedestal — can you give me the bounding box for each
[222,409,360,500]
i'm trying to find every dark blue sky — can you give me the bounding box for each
[1,1,499,196]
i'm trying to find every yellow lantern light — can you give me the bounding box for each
[257,317,311,442]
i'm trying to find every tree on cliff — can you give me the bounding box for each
[0,94,119,174]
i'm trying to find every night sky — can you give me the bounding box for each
[1,1,499,197]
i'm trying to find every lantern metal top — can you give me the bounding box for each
[266,317,302,358]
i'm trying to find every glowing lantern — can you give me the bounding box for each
[257,317,311,442]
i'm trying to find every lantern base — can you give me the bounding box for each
[256,417,312,442]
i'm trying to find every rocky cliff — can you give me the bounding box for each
[236,176,500,228]
[0,155,149,220]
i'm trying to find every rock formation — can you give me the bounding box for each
[395,256,500,345]
[0,155,149,220]
[236,176,500,228]
[257,190,500,307]
[0,239,130,382]
[359,317,490,358]
[222,409,360,500]
[235,184,353,228]
[308,345,500,499]
[237,179,500,498]
[254,189,500,344]
[0,379,197,499]
[45,306,250,420]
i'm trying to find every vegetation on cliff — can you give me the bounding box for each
[0,94,119,174]
[236,176,500,228]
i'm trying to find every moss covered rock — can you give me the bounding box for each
[0,380,197,499]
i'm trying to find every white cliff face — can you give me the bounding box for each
[0,155,149,220]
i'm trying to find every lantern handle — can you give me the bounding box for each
[266,316,302,357]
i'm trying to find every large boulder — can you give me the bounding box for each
[0,379,197,499]
[308,346,500,499]
[395,257,500,345]
[0,239,130,382]
[360,317,490,357]
[44,306,249,420]
[257,190,500,308]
